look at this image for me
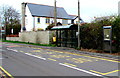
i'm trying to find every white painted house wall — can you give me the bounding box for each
[34,17,48,30]
[26,15,70,31]
[25,6,33,31]
[34,17,66,30]
[25,6,49,31]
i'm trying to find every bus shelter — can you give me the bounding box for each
[51,24,78,48]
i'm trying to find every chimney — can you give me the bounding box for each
[21,2,27,32]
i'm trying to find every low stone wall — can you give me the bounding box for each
[19,31,37,43]
[6,37,20,41]
[6,31,55,44]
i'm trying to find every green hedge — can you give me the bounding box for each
[80,23,103,50]
[112,16,120,51]
[80,16,120,52]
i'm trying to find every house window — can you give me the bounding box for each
[37,17,40,23]
[46,18,50,24]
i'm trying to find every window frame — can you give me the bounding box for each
[46,18,50,24]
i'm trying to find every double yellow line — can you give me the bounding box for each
[90,70,120,75]
[0,66,14,78]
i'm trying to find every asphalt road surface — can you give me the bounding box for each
[0,42,120,78]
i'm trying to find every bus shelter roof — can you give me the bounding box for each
[51,24,77,30]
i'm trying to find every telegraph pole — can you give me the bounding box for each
[78,0,81,48]
[54,0,57,26]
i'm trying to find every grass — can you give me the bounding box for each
[2,40,56,47]
[80,48,120,56]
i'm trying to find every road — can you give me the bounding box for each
[0,42,120,78]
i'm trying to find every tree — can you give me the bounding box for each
[0,5,21,36]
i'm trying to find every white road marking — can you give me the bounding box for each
[7,48,18,53]
[25,53,46,60]
[7,48,11,50]
[12,50,18,52]
[0,58,3,60]
[59,63,102,77]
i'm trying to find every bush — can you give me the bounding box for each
[112,16,120,51]
[13,24,21,34]
[37,28,44,31]
[81,23,103,50]
[46,23,55,30]
[80,15,116,50]
[6,22,21,35]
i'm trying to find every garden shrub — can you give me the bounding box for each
[112,16,120,51]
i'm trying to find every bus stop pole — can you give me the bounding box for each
[110,27,112,53]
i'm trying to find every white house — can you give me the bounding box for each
[21,2,79,31]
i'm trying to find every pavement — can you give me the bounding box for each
[0,42,120,78]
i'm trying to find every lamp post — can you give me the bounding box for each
[78,0,81,48]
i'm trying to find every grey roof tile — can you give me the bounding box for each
[27,3,72,19]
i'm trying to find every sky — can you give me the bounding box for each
[0,0,120,22]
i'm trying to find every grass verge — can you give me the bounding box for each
[2,40,56,47]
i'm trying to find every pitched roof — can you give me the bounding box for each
[69,15,77,20]
[27,3,73,19]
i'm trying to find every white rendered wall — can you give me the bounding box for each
[25,6,34,31]
[34,17,47,30]
[34,17,68,30]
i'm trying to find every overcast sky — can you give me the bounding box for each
[0,0,120,22]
